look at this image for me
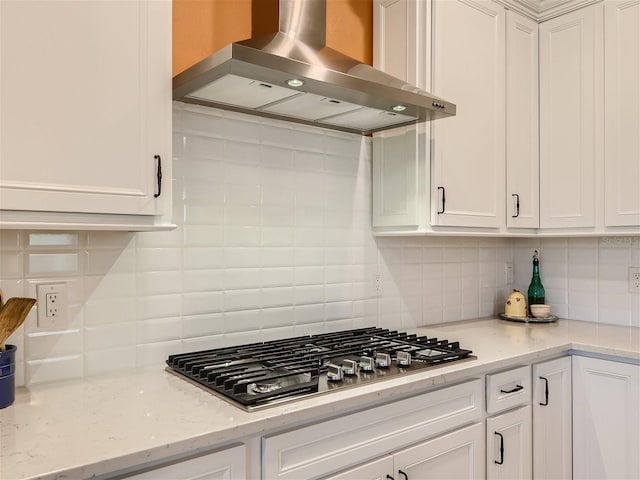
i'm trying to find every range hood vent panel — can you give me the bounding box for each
[173,0,455,134]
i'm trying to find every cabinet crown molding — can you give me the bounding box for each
[496,0,601,21]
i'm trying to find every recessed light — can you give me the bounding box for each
[392,105,407,112]
[286,79,304,88]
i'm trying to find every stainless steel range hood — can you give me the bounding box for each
[173,0,455,135]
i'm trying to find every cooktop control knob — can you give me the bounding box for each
[327,363,343,382]
[397,351,412,367]
[342,359,358,376]
[359,356,374,372]
[375,352,391,368]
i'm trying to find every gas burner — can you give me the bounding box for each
[166,327,474,410]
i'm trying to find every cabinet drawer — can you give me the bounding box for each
[486,365,531,414]
[263,379,483,480]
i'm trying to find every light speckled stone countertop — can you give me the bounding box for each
[1,318,639,480]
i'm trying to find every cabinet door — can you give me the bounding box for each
[0,0,170,216]
[539,4,600,228]
[604,0,640,227]
[573,356,640,480]
[394,423,484,479]
[432,0,505,228]
[372,0,427,230]
[505,10,539,229]
[532,357,571,480]
[121,444,246,480]
[486,405,532,480]
[322,456,394,480]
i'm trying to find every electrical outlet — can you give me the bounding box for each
[504,262,514,285]
[372,273,384,297]
[629,267,640,293]
[36,283,68,329]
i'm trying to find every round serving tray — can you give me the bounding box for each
[499,313,559,323]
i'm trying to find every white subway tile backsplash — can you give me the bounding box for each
[224,247,262,268]
[27,252,79,275]
[223,309,261,333]
[86,248,136,275]
[25,329,81,360]
[6,106,634,385]
[224,226,260,246]
[182,313,224,338]
[137,294,182,320]
[183,225,224,246]
[0,230,23,250]
[136,340,182,368]
[136,248,182,272]
[183,247,224,269]
[136,271,182,296]
[261,227,294,246]
[136,317,182,344]
[84,347,136,376]
[262,267,294,287]
[0,252,23,278]
[26,355,83,385]
[84,298,136,325]
[27,232,81,248]
[84,323,135,351]
[182,269,223,292]
[182,291,224,315]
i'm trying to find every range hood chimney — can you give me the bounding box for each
[173,0,455,135]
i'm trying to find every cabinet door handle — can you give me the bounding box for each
[512,193,520,218]
[386,476,395,480]
[398,470,408,480]
[437,186,445,214]
[494,431,504,465]
[500,384,523,394]
[153,154,162,198]
[539,376,549,406]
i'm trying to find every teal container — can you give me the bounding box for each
[0,345,17,408]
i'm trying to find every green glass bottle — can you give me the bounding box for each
[527,250,545,316]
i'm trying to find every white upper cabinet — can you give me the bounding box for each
[372,0,426,231]
[431,0,505,229]
[0,0,172,230]
[539,4,599,229]
[604,0,640,227]
[506,10,539,229]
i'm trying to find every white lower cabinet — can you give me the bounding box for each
[262,379,483,479]
[532,357,572,480]
[486,405,532,480]
[117,444,246,480]
[322,456,394,480]
[324,423,484,480]
[395,423,484,479]
[573,356,640,480]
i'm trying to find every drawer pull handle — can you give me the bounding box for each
[494,431,504,465]
[500,384,523,394]
[540,376,549,406]
[398,470,408,480]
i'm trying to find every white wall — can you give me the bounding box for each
[0,104,637,387]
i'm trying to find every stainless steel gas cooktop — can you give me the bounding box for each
[166,327,475,411]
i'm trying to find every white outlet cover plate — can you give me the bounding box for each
[36,283,67,329]
[629,267,640,293]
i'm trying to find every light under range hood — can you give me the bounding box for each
[173,0,456,135]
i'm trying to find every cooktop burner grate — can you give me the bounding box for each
[166,327,474,410]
